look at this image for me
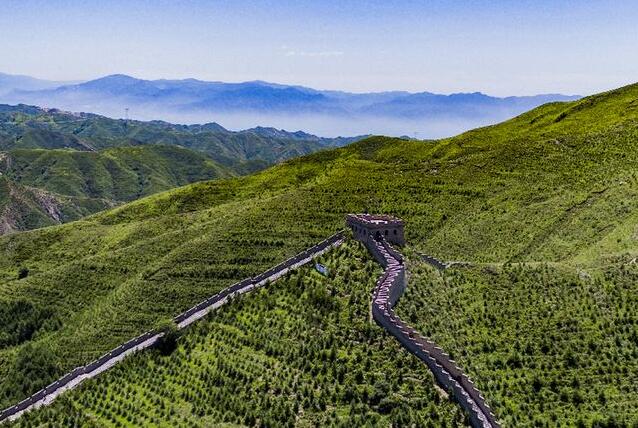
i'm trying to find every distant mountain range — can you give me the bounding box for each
[0,72,74,96]
[0,73,581,137]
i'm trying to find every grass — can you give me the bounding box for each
[2,83,638,426]
[4,145,230,200]
[0,145,231,234]
[398,255,638,427]
[0,104,359,167]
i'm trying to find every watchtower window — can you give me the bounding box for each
[384,230,388,236]
[394,229,397,235]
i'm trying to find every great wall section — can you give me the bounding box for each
[1,214,500,427]
[347,214,500,428]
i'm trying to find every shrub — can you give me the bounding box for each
[17,267,29,279]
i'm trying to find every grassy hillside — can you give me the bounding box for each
[0,145,229,234]
[2,145,230,200]
[2,83,638,426]
[0,175,113,235]
[398,255,638,426]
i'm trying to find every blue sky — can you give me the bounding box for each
[1,0,637,95]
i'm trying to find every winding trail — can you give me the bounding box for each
[2,216,501,427]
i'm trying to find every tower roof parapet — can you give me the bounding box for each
[346,213,404,228]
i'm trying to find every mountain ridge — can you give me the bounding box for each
[0,72,581,137]
[0,103,364,234]
[0,73,72,97]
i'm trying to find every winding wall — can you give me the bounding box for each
[0,231,345,424]
[420,253,448,270]
[361,233,500,428]
[1,224,500,426]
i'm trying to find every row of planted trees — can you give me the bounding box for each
[12,241,468,427]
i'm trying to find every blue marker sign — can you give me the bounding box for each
[315,263,329,276]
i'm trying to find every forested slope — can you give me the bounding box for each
[0,145,229,234]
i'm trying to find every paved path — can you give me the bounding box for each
[176,239,344,329]
[7,333,161,421]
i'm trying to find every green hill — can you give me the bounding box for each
[0,105,362,168]
[0,145,230,234]
[0,104,362,234]
[3,83,638,426]
[0,175,112,234]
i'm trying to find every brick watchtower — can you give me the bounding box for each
[346,214,405,246]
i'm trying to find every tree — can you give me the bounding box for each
[18,266,29,279]
[156,320,181,356]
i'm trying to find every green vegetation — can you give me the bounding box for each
[155,320,181,356]
[0,174,112,234]
[3,83,638,426]
[0,145,229,234]
[0,104,359,167]
[3,145,229,200]
[10,243,465,427]
[398,257,638,427]
[0,104,360,234]
[0,300,60,348]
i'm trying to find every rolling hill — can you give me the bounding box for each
[0,145,230,235]
[0,104,361,166]
[0,73,580,138]
[0,175,113,235]
[0,104,362,234]
[2,83,638,426]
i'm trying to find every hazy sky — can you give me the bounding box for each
[1,0,637,96]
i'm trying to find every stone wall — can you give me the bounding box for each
[1,226,502,427]
[363,233,500,428]
[0,231,345,424]
[420,253,447,270]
